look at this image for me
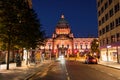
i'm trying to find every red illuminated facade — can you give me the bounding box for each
[40,14,96,58]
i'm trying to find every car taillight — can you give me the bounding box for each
[92,59,96,62]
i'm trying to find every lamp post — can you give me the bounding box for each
[106,45,111,62]
[49,44,51,60]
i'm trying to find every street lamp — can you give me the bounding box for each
[49,44,51,60]
[106,45,111,62]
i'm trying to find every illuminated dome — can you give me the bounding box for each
[56,14,69,28]
[52,14,74,38]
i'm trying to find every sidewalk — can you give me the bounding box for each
[98,60,120,70]
[0,60,53,80]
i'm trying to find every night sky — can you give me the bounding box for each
[32,0,98,38]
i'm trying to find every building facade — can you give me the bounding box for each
[40,14,97,58]
[97,0,120,63]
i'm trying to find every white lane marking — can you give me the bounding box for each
[100,70,104,72]
[64,65,70,80]
[107,73,113,76]
[118,77,120,79]
[94,68,98,70]
[66,72,69,76]
[66,69,67,73]
[67,76,70,80]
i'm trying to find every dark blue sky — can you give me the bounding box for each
[32,0,98,37]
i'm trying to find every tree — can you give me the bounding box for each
[0,0,46,69]
[13,0,46,49]
[90,38,100,58]
[0,0,20,70]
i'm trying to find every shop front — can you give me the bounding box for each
[100,43,120,63]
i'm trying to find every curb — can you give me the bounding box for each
[98,63,120,70]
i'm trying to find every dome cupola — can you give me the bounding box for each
[52,14,74,39]
[56,14,69,28]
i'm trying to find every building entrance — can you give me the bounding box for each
[58,46,68,57]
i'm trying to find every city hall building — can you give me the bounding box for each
[40,14,96,58]
[97,0,120,63]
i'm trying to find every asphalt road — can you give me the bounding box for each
[66,60,120,80]
[30,60,120,80]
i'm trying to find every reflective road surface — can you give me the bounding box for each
[30,59,120,80]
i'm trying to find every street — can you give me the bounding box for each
[30,59,120,80]
[66,60,120,80]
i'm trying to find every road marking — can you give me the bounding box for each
[66,72,69,76]
[100,70,104,72]
[94,68,98,70]
[66,69,67,72]
[118,77,120,79]
[40,71,48,77]
[64,65,70,80]
[67,76,70,80]
[107,73,113,76]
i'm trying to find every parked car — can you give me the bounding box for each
[85,56,98,64]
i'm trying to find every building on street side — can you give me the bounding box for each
[97,0,120,63]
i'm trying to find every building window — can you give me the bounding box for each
[99,20,101,26]
[109,8,114,17]
[99,30,102,36]
[80,45,82,49]
[101,6,104,13]
[111,35,115,43]
[98,11,101,16]
[102,17,105,24]
[106,38,109,44]
[116,33,120,41]
[67,44,69,48]
[97,1,100,7]
[115,17,120,27]
[110,21,114,30]
[85,45,88,49]
[106,25,109,32]
[102,39,105,45]
[75,43,78,49]
[102,28,105,34]
[114,3,119,13]
[48,44,51,50]
[109,0,112,5]
[105,13,109,21]
[57,44,59,48]
[119,17,120,25]
[101,0,103,3]
[105,2,108,9]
